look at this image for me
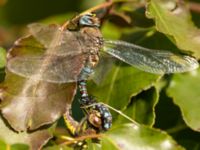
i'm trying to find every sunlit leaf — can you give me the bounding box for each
[10,144,29,150]
[101,123,184,150]
[0,47,6,68]
[0,140,6,150]
[87,141,101,150]
[146,0,200,58]
[167,68,200,131]
[43,145,73,150]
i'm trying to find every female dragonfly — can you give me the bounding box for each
[5,13,199,135]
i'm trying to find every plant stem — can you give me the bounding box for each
[189,2,200,14]
[166,124,187,134]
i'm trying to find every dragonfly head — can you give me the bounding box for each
[79,13,100,28]
[67,13,100,30]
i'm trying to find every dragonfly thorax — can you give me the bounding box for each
[77,26,103,68]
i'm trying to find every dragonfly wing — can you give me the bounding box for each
[7,54,87,83]
[28,23,60,48]
[103,40,199,74]
[92,52,115,84]
[28,23,82,56]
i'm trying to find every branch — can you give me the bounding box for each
[189,2,200,14]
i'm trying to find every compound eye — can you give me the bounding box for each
[79,13,100,27]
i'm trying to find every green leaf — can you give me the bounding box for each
[11,144,29,150]
[101,123,184,150]
[167,68,200,131]
[115,87,159,126]
[43,145,73,150]
[101,21,122,39]
[0,116,54,150]
[0,140,6,150]
[87,142,101,150]
[146,0,200,58]
[0,47,6,68]
[88,61,160,117]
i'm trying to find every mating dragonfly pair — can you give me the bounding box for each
[7,13,199,137]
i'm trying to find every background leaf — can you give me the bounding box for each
[88,61,160,119]
[146,0,200,58]
[101,123,184,150]
[43,145,73,150]
[0,47,6,68]
[115,87,159,126]
[167,68,200,131]
[0,116,54,150]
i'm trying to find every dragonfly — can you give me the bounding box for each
[6,13,199,135]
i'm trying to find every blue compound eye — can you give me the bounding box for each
[79,13,100,27]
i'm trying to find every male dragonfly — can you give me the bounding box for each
[6,13,199,134]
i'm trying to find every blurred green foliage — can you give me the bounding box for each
[0,0,102,25]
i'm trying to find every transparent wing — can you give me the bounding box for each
[92,52,115,84]
[7,55,86,83]
[28,23,60,48]
[103,40,199,74]
[28,23,82,56]
[7,23,89,83]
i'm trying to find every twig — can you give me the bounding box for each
[189,2,200,14]
[166,124,187,134]
[60,134,102,146]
